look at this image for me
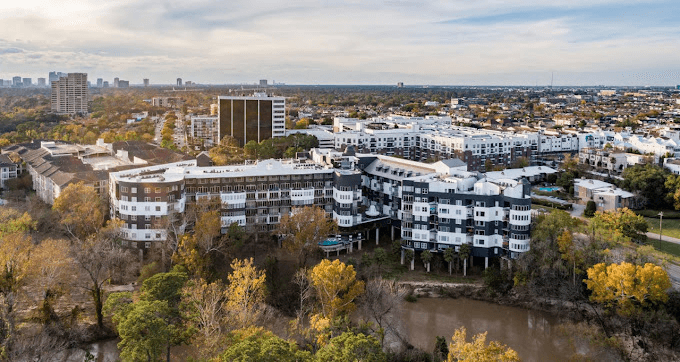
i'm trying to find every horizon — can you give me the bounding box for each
[1,1,679,86]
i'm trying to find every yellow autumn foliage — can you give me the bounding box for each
[447,327,520,362]
[585,262,671,315]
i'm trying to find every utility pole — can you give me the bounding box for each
[659,211,664,249]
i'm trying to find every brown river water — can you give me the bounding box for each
[66,298,618,361]
[400,297,618,362]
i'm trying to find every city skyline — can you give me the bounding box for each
[0,0,679,86]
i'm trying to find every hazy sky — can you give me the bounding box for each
[1,0,679,86]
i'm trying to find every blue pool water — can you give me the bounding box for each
[319,239,341,246]
[539,187,561,192]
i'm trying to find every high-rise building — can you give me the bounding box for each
[97,78,103,88]
[217,92,285,146]
[0,79,3,87]
[177,78,182,87]
[51,73,88,115]
[259,79,267,86]
[22,78,32,87]
[12,76,22,87]
[103,81,109,88]
[37,78,46,87]
[48,71,67,85]
[113,77,119,88]
[143,78,149,87]
[397,82,404,88]
[118,80,129,88]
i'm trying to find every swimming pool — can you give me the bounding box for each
[539,187,561,192]
[319,239,341,246]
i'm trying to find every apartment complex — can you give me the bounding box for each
[0,154,18,189]
[190,115,220,148]
[218,93,286,146]
[51,73,88,115]
[3,140,191,204]
[108,149,533,262]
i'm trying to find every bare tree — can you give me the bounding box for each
[71,221,137,329]
[359,278,408,348]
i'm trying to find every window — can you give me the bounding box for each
[144,188,150,194]
[131,187,137,193]
[131,206,136,211]
[156,206,161,211]
[155,187,161,193]
[155,197,161,202]
[121,186,128,192]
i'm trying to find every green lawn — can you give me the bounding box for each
[645,217,680,240]
[652,240,680,258]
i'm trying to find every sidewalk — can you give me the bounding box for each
[646,232,680,245]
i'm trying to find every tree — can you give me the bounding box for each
[116,300,172,362]
[309,259,364,321]
[0,225,34,354]
[182,279,227,349]
[52,181,105,241]
[216,327,312,362]
[277,206,338,267]
[421,250,433,272]
[621,163,670,209]
[71,220,135,329]
[585,262,671,315]
[404,249,415,270]
[373,248,388,274]
[31,238,74,323]
[556,231,584,287]
[226,258,267,328]
[591,208,648,244]
[584,200,596,217]
[359,278,406,346]
[447,327,519,362]
[314,332,386,362]
[444,247,455,275]
[459,244,471,277]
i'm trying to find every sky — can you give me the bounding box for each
[0,0,679,86]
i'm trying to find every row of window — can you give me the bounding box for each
[121,185,179,194]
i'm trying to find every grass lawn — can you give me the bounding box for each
[645,217,680,240]
[651,240,680,258]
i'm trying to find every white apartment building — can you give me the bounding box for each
[190,115,219,148]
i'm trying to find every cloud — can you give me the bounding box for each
[0,47,23,55]
[0,0,678,85]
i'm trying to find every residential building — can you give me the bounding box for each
[177,78,182,87]
[103,81,109,88]
[4,139,192,205]
[108,149,534,263]
[0,154,18,189]
[22,78,31,87]
[37,78,46,87]
[12,76,22,87]
[97,78,103,87]
[190,115,219,148]
[143,78,149,87]
[259,79,267,86]
[217,93,286,146]
[151,97,181,108]
[286,128,335,148]
[574,178,636,211]
[114,77,119,88]
[51,73,89,115]
[118,80,129,88]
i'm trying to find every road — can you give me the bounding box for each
[646,232,680,289]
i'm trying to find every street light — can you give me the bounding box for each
[659,211,664,249]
